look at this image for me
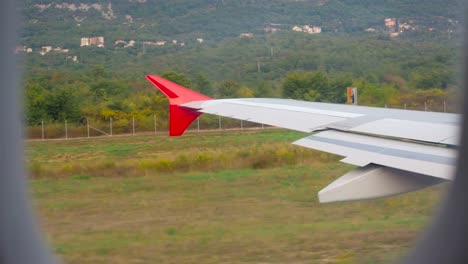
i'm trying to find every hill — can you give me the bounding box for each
[22,0,461,47]
[20,1,463,126]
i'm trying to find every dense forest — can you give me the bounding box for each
[21,0,464,128]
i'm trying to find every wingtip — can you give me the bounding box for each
[146,74,212,136]
[146,74,212,102]
[146,75,179,99]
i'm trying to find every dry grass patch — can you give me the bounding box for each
[32,166,446,264]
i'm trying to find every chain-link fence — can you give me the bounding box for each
[26,100,457,140]
[385,100,458,112]
[26,114,266,140]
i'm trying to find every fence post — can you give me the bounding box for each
[219,116,222,130]
[132,116,135,136]
[65,120,68,140]
[41,120,44,141]
[444,101,447,113]
[154,114,157,135]
[404,103,407,110]
[87,118,90,138]
[424,102,427,111]
[110,117,113,136]
[197,117,200,132]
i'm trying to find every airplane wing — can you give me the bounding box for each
[146,75,460,203]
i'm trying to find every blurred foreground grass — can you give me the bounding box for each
[27,129,447,263]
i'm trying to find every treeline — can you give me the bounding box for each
[24,67,275,126]
[23,32,462,126]
[23,32,460,90]
[24,66,459,128]
[284,71,459,110]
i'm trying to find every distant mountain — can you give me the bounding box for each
[21,0,462,48]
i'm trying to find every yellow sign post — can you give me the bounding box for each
[347,87,357,105]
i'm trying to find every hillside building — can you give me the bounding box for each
[80,37,89,46]
[41,46,52,53]
[115,40,126,45]
[292,25,321,34]
[240,33,253,38]
[263,26,280,33]
[143,41,166,46]
[81,36,105,47]
[126,40,136,47]
[66,55,78,62]
[385,18,397,33]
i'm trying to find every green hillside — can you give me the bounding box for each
[20,1,463,126]
[22,0,461,47]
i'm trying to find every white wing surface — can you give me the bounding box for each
[183,98,459,203]
[147,75,460,203]
[185,98,459,145]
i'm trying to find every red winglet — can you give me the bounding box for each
[146,75,212,136]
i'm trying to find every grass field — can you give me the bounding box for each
[27,129,447,263]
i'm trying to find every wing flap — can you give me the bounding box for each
[318,164,447,203]
[294,130,456,180]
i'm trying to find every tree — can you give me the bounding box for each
[327,74,353,103]
[91,64,106,80]
[308,71,329,100]
[351,78,400,107]
[45,87,81,121]
[399,88,447,111]
[303,89,321,101]
[235,86,254,98]
[255,81,276,97]
[90,80,129,100]
[193,74,213,96]
[410,67,453,90]
[25,81,48,125]
[160,71,192,88]
[282,71,329,101]
[283,72,310,99]
[217,80,240,98]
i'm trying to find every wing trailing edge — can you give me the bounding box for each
[146,75,211,136]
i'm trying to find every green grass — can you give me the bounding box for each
[27,129,305,161]
[27,130,338,179]
[26,129,447,263]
